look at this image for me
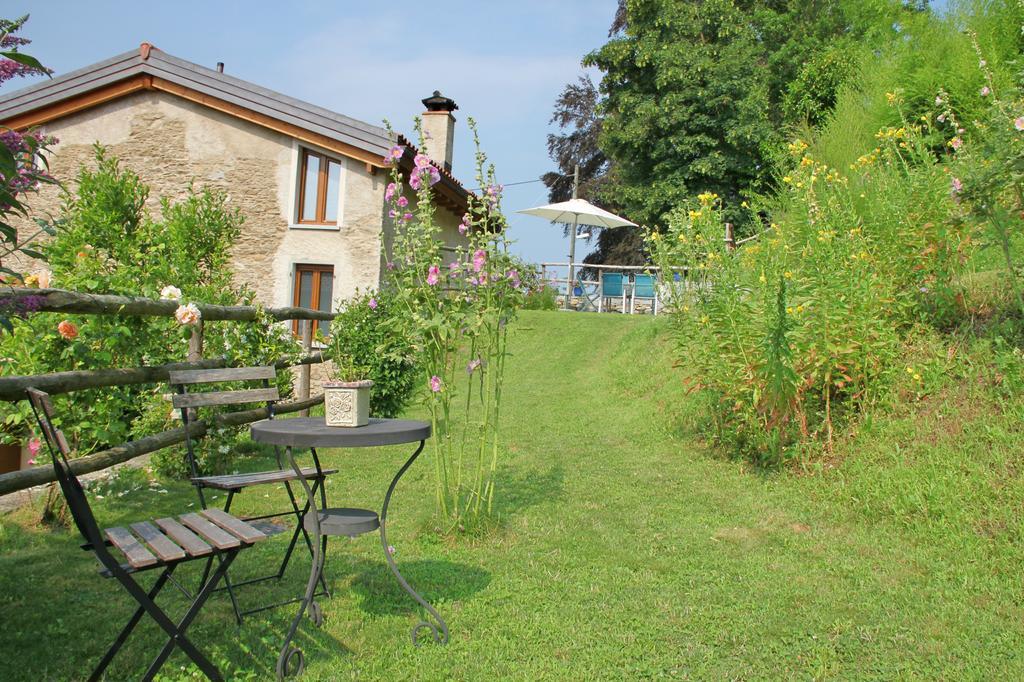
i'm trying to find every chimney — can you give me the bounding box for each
[420,90,457,172]
[216,62,224,73]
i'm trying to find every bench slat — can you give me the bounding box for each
[179,512,240,550]
[105,526,158,568]
[200,509,267,544]
[154,517,213,557]
[171,387,279,409]
[193,467,338,491]
[130,521,186,562]
[169,366,276,384]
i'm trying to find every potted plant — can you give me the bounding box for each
[323,350,373,428]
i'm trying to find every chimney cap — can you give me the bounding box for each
[422,90,458,112]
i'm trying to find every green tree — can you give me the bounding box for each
[582,0,917,233]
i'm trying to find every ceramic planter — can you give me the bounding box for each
[323,380,373,427]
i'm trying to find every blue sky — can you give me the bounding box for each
[9,1,620,266]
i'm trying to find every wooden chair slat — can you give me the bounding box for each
[154,517,213,557]
[193,467,339,491]
[169,366,277,385]
[171,387,279,409]
[105,527,158,568]
[178,513,241,550]
[130,521,187,562]
[200,509,267,544]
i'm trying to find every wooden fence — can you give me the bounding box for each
[0,287,335,496]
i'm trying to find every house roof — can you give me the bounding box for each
[0,43,469,211]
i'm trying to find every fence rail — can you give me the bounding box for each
[0,286,336,497]
[0,287,336,321]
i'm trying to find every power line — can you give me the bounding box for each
[466,177,547,192]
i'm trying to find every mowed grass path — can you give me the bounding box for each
[2,310,1022,679]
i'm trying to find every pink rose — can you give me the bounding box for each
[174,303,201,326]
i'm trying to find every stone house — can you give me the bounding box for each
[0,43,469,332]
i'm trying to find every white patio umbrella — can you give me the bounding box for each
[517,197,637,309]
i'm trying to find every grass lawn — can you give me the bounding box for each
[1,309,1023,680]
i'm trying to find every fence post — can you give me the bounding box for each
[298,319,313,417]
[188,319,204,362]
[724,222,736,252]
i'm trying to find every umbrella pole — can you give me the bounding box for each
[565,164,580,311]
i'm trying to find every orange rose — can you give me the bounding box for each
[57,320,78,340]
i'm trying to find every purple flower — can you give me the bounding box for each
[507,269,521,287]
[386,145,404,162]
[448,262,460,278]
[430,375,443,393]
[427,264,440,286]
[428,167,441,186]
[403,212,413,222]
[386,261,396,270]
[397,195,409,207]
[467,358,483,374]
[458,220,469,235]
[414,153,432,169]
[368,297,378,310]
[472,249,486,273]
[950,176,963,195]
[410,173,422,191]
[388,209,397,219]
[385,182,397,201]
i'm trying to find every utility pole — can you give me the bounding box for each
[565,163,580,311]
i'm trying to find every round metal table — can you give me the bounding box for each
[250,417,444,679]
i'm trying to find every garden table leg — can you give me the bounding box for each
[380,440,449,645]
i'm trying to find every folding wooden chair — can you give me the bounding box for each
[169,366,337,623]
[26,388,267,682]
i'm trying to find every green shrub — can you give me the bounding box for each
[327,290,417,418]
[0,147,300,477]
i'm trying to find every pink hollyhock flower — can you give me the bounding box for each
[458,220,469,235]
[428,167,441,186]
[368,297,378,310]
[388,209,397,219]
[507,269,520,287]
[449,262,460,278]
[397,196,409,207]
[28,438,41,455]
[385,182,397,201]
[386,261,396,270]
[57,320,79,340]
[951,176,963,195]
[936,113,946,123]
[414,153,432,169]
[427,264,440,286]
[429,375,442,392]
[1015,117,1024,131]
[467,358,482,374]
[981,86,991,97]
[410,173,422,191]
[384,145,404,163]
[403,212,413,221]
[174,303,201,326]
[472,249,486,272]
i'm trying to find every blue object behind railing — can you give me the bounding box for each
[633,274,656,298]
[601,272,624,297]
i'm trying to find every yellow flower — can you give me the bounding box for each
[913,373,922,382]
[786,307,793,314]
[650,232,660,241]
[906,366,914,374]
[700,315,710,325]
[782,175,792,184]
[689,209,703,220]
[784,271,793,279]
[697,191,719,204]
[796,305,804,313]
[741,200,749,208]
[759,273,767,283]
